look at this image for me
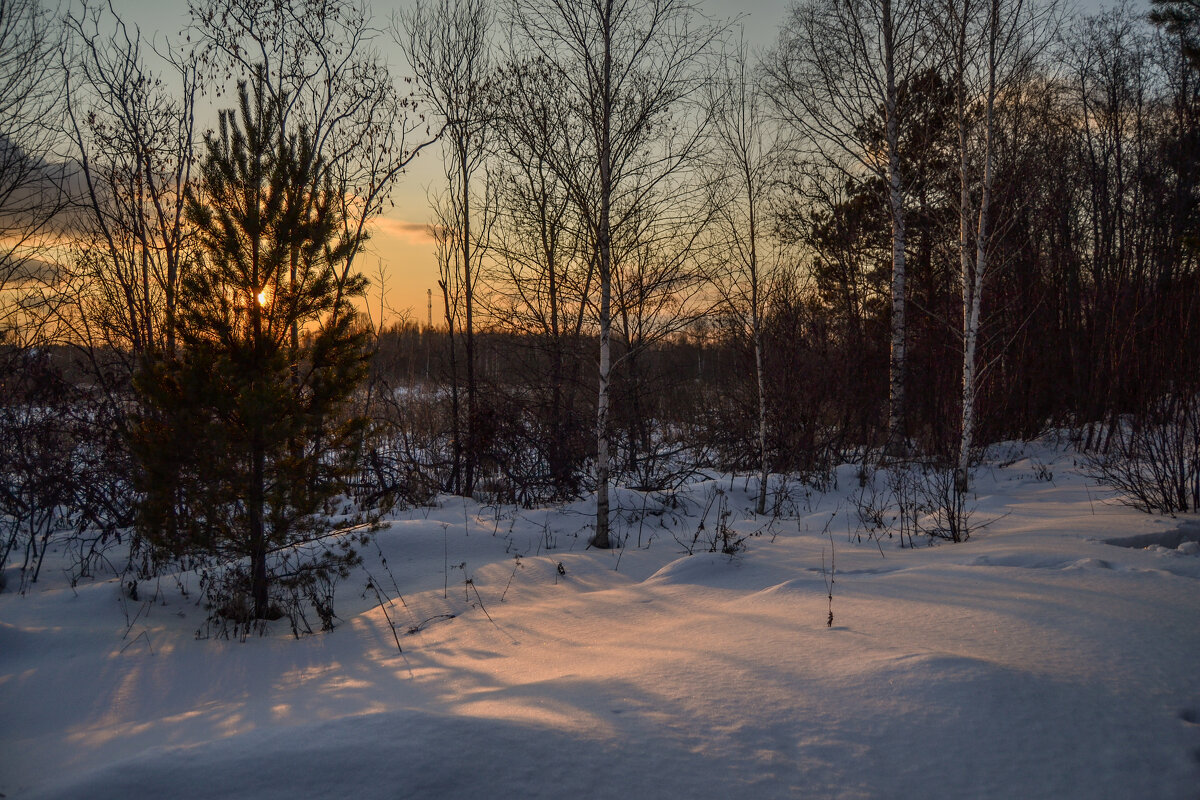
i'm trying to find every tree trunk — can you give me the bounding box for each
[883,0,908,458]
[748,169,768,516]
[441,277,463,495]
[250,288,270,620]
[954,2,974,492]
[755,326,768,515]
[462,140,477,497]
[593,6,614,549]
[957,0,998,493]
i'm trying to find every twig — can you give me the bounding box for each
[119,629,154,656]
[636,491,649,548]
[375,541,415,626]
[263,522,375,556]
[442,523,449,598]
[407,613,456,634]
[465,578,500,631]
[365,575,402,654]
[500,554,522,602]
[823,527,836,628]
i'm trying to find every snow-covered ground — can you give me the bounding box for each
[3,441,1199,799]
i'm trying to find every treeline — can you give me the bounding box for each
[1,0,1197,627]
[386,0,1200,524]
[383,0,1200,507]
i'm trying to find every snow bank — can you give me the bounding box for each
[3,442,1199,798]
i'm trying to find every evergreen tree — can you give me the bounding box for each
[1152,0,1200,69]
[132,71,370,626]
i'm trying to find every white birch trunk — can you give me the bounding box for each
[592,5,613,549]
[749,174,768,516]
[595,283,612,547]
[957,0,999,493]
[954,0,975,493]
[883,0,908,458]
[748,203,768,515]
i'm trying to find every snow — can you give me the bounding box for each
[2,441,1199,799]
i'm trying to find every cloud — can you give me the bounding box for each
[370,216,442,246]
[0,254,58,285]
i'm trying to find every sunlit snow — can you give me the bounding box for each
[2,440,1198,799]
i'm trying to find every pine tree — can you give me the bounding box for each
[132,71,370,626]
[1152,0,1200,69]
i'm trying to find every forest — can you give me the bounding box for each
[1,0,1198,626]
[4,1,1200,798]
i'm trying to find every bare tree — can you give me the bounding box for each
[706,33,785,514]
[0,0,69,344]
[62,1,197,362]
[0,0,76,581]
[52,3,200,564]
[487,59,595,498]
[932,0,1057,491]
[428,179,498,495]
[609,170,715,490]
[1062,7,1161,446]
[505,0,721,547]
[765,0,928,456]
[399,0,495,496]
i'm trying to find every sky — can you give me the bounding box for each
[89,0,782,324]
[108,0,1126,323]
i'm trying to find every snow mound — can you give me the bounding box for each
[4,443,1200,799]
[1106,521,1200,551]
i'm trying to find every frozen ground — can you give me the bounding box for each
[2,441,1199,799]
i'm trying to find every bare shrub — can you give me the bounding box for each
[1086,394,1200,514]
[360,382,448,510]
[675,486,748,556]
[852,460,976,545]
[195,534,366,640]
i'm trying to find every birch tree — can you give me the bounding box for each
[488,56,594,498]
[0,0,67,345]
[505,0,720,547]
[706,34,782,514]
[932,0,1056,491]
[765,0,927,455]
[400,0,494,496]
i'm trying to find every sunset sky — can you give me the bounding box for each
[107,0,1120,322]
[100,0,785,323]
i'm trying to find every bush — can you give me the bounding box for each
[1086,393,1200,514]
[852,460,975,545]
